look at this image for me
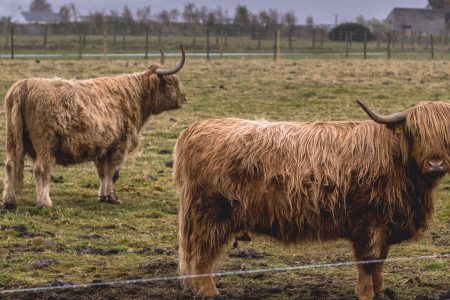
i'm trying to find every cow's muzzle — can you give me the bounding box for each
[425,159,447,177]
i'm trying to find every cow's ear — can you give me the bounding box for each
[158,75,167,86]
[386,122,405,134]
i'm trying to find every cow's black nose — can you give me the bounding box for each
[427,159,444,173]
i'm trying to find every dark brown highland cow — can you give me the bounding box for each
[174,100,449,300]
[2,46,187,209]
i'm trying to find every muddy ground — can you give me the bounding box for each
[2,277,450,300]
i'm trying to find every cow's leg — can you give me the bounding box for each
[96,150,125,204]
[95,159,107,198]
[352,223,388,300]
[3,156,17,209]
[182,191,233,298]
[372,246,391,299]
[33,158,53,208]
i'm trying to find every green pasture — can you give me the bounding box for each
[0,58,448,299]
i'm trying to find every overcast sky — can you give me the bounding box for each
[2,0,429,24]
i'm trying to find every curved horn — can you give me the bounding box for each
[155,45,185,76]
[159,48,165,64]
[356,100,406,124]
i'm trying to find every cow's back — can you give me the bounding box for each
[22,78,138,165]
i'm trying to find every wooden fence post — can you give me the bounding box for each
[258,33,261,49]
[349,31,353,49]
[215,30,219,47]
[312,27,316,48]
[345,31,349,58]
[10,23,14,60]
[274,30,280,60]
[224,31,228,48]
[363,30,367,59]
[78,23,82,59]
[387,30,391,59]
[43,24,48,47]
[219,29,224,58]
[206,28,210,60]
[320,28,324,48]
[82,23,86,48]
[158,26,162,47]
[288,27,293,49]
[4,19,9,48]
[192,27,196,48]
[145,24,149,59]
[445,28,449,46]
[103,22,108,58]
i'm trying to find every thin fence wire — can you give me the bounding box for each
[0,253,448,295]
[1,22,448,60]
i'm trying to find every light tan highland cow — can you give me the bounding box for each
[3,46,187,209]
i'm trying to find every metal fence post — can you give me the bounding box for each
[430,34,434,60]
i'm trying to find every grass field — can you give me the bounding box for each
[0,57,448,299]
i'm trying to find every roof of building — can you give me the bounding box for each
[386,7,450,22]
[387,7,450,17]
[390,7,450,13]
[21,11,62,23]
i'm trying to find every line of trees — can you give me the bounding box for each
[24,0,311,31]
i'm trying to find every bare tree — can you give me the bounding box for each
[69,3,79,22]
[59,5,72,22]
[234,4,250,26]
[427,0,450,9]
[183,2,201,47]
[183,2,200,24]
[199,6,208,24]
[214,7,228,24]
[258,9,280,32]
[122,5,134,33]
[169,8,180,22]
[259,10,270,30]
[283,10,297,49]
[89,11,105,32]
[267,9,280,29]
[306,16,314,27]
[283,11,297,28]
[158,8,179,24]
[205,7,226,25]
[136,5,151,25]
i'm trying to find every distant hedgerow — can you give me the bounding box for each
[329,23,374,41]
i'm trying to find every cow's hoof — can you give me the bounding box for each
[100,195,122,204]
[198,294,223,300]
[36,203,53,209]
[375,288,397,300]
[3,202,17,210]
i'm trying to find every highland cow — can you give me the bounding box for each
[174,100,449,300]
[2,46,187,209]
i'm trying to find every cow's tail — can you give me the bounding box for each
[4,80,27,193]
[174,129,195,285]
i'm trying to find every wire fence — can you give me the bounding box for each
[0,253,448,295]
[0,21,449,60]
